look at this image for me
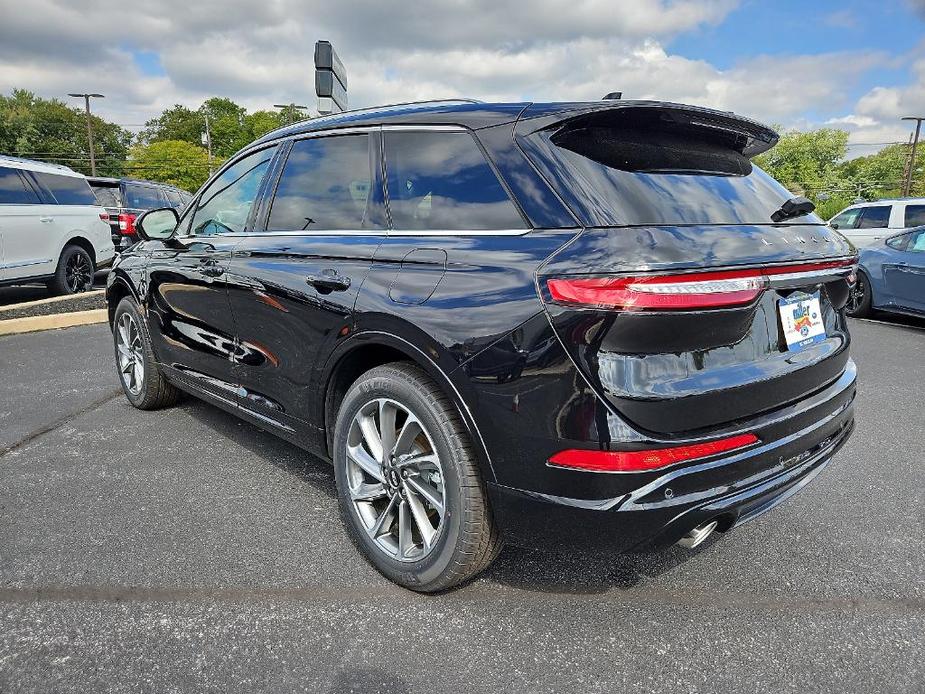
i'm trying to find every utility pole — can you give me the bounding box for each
[901,116,925,197]
[202,111,213,176]
[273,103,310,126]
[68,93,104,176]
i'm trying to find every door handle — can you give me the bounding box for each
[306,269,351,293]
[39,217,54,223]
[200,264,225,278]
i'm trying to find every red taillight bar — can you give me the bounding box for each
[118,213,137,236]
[548,433,760,473]
[98,211,109,223]
[546,258,856,311]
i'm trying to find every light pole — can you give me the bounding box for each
[68,93,104,176]
[201,111,213,176]
[901,116,925,197]
[273,103,310,126]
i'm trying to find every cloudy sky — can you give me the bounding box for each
[1,0,923,155]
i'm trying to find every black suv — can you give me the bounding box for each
[88,177,192,251]
[106,99,857,591]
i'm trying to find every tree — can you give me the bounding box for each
[127,140,214,192]
[0,89,131,176]
[840,143,924,199]
[138,105,203,147]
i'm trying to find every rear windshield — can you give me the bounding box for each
[125,183,166,210]
[521,110,819,227]
[90,183,121,207]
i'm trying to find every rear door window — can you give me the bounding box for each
[857,205,891,229]
[164,189,183,208]
[267,134,380,231]
[124,184,167,210]
[32,172,97,205]
[830,208,860,229]
[903,204,925,228]
[383,130,525,231]
[90,184,121,207]
[0,167,41,204]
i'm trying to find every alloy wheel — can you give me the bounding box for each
[116,313,145,396]
[345,398,447,562]
[65,252,93,293]
[847,274,866,313]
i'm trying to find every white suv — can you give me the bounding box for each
[828,198,925,248]
[0,156,115,295]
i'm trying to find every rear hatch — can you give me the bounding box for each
[519,103,857,436]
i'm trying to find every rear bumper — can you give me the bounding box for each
[487,370,856,554]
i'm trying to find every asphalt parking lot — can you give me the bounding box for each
[1,317,923,693]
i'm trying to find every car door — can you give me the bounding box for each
[851,204,892,248]
[222,132,385,441]
[0,166,46,282]
[144,145,279,403]
[882,229,925,314]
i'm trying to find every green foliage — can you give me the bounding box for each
[754,128,849,198]
[138,104,203,147]
[0,89,131,176]
[127,140,214,192]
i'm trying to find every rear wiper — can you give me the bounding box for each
[771,196,815,223]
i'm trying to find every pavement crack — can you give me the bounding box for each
[0,389,122,459]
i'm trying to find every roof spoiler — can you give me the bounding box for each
[515,101,779,158]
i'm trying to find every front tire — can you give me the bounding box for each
[846,272,872,318]
[333,363,501,592]
[48,244,94,296]
[113,297,181,410]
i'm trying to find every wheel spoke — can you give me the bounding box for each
[397,500,413,558]
[378,400,398,459]
[358,411,384,463]
[393,416,423,457]
[405,475,444,516]
[347,442,384,482]
[120,359,133,375]
[133,362,143,390]
[369,494,398,538]
[351,481,388,502]
[395,453,437,469]
[117,344,133,361]
[405,486,437,549]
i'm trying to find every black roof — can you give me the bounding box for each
[250,98,779,156]
[87,176,188,191]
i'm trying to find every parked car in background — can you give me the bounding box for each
[107,99,857,591]
[847,226,925,318]
[88,177,192,251]
[828,198,925,248]
[0,156,114,294]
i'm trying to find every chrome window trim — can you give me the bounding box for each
[173,226,530,242]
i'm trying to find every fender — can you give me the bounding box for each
[320,328,497,483]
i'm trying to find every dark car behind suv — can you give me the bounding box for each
[89,177,192,251]
[106,99,857,591]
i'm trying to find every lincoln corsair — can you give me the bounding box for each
[107,99,857,591]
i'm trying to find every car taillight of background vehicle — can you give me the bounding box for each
[118,213,136,236]
[544,258,857,311]
[548,433,760,473]
[99,211,109,223]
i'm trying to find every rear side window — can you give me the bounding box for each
[90,184,121,207]
[857,205,891,229]
[125,184,167,210]
[830,208,860,229]
[0,166,41,204]
[33,172,97,205]
[520,109,816,227]
[267,134,379,231]
[903,204,925,228]
[164,189,183,208]
[383,131,525,231]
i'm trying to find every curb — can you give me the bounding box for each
[0,309,109,337]
[0,289,105,314]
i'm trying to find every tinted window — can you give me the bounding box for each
[189,146,276,236]
[268,135,379,231]
[903,204,925,228]
[857,205,891,229]
[886,235,909,250]
[384,131,525,231]
[90,183,121,207]
[830,208,860,229]
[521,113,814,227]
[0,167,41,204]
[125,184,166,210]
[33,172,97,205]
[164,189,183,208]
[907,229,925,253]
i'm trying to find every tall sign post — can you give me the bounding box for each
[315,41,347,115]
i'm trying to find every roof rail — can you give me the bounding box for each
[0,154,76,173]
[289,97,485,128]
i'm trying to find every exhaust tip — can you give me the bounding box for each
[677,520,719,549]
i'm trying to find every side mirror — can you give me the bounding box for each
[135,207,179,241]
[829,222,839,230]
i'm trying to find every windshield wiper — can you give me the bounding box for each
[771,196,815,223]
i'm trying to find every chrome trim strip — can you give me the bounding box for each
[0,258,52,270]
[175,227,530,241]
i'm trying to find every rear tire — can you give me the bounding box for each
[113,297,181,410]
[47,244,94,296]
[333,362,501,592]
[846,272,872,318]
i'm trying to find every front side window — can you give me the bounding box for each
[384,131,525,231]
[857,205,891,229]
[830,208,860,229]
[188,146,276,236]
[906,229,925,253]
[32,172,97,205]
[903,204,925,228]
[0,167,41,204]
[267,134,379,231]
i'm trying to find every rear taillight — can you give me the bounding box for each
[118,213,137,236]
[98,211,109,223]
[548,433,760,473]
[545,258,856,311]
